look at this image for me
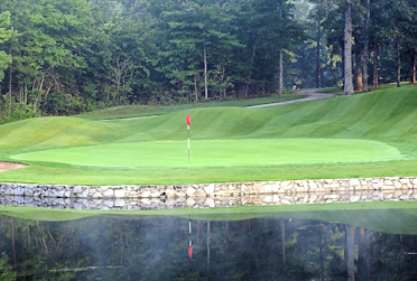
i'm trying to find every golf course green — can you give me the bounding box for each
[0,86,417,185]
[11,139,402,168]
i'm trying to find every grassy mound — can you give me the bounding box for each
[0,87,417,185]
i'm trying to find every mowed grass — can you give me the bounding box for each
[79,94,306,120]
[0,86,417,185]
[12,139,402,168]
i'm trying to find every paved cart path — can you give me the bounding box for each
[247,89,337,108]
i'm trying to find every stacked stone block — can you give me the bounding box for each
[1,177,417,206]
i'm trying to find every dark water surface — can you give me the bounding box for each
[1,209,417,280]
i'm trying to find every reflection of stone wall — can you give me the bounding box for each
[1,188,416,210]
[1,177,417,201]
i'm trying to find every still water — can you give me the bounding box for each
[1,208,417,280]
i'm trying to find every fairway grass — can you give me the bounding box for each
[79,94,307,120]
[11,139,402,168]
[1,86,417,185]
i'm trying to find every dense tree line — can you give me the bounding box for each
[0,0,416,123]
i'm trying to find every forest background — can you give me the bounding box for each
[0,0,416,123]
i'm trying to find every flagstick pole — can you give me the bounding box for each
[188,124,190,163]
[189,217,192,234]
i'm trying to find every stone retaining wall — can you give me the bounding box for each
[1,177,417,199]
[1,188,416,210]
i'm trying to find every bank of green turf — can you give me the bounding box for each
[2,201,417,234]
[79,94,306,120]
[1,86,417,185]
[315,87,343,95]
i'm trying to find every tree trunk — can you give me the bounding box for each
[8,66,12,117]
[194,74,201,102]
[207,221,211,277]
[363,0,371,92]
[278,48,284,96]
[373,45,379,89]
[371,232,382,278]
[8,45,12,117]
[222,67,228,99]
[316,0,322,89]
[281,220,286,265]
[344,1,354,95]
[345,225,355,281]
[246,43,257,98]
[24,84,28,104]
[33,75,45,113]
[361,229,373,281]
[11,220,16,266]
[397,40,401,88]
[355,52,363,92]
[359,227,364,267]
[411,51,416,84]
[398,234,403,278]
[278,0,284,97]
[341,44,345,88]
[358,228,372,281]
[204,45,208,100]
[319,225,324,281]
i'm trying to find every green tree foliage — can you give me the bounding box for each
[0,0,416,123]
[0,0,92,118]
[158,0,242,102]
[0,252,16,281]
[0,11,13,82]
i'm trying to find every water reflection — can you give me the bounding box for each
[1,188,417,210]
[1,210,417,280]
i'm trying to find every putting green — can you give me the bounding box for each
[11,139,402,168]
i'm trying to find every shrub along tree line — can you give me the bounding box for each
[0,0,416,123]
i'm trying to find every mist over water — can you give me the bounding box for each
[1,209,417,280]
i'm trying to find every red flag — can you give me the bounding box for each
[188,245,193,259]
[186,113,191,126]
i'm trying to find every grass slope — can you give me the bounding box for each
[79,94,306,120]
[0,87,417,184]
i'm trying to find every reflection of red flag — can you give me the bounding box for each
[188,245,193,259]
[186,113,191,126]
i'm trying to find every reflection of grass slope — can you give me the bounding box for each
[0,87,417,184]
[2,202,417,234]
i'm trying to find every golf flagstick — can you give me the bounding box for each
[186,113,191,163]
[188,239,193,259]
[188,216,193,259]
[188,124,190,163]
